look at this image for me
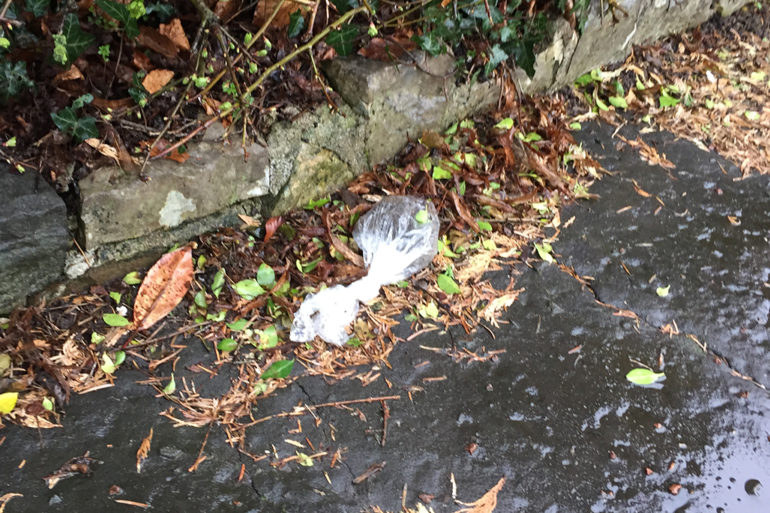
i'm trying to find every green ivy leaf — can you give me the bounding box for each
[217,338,237,352]
[415,32,443,56]
[103,313,131,327]
[50,107,98,142]
[437,273,461,295]
[233,279,265,300]
[330,0,357,13]
[0,61,33,103]
[288,9,305,38]
[261,359,294,380]
[326,24,358,56]
[97,0,139,38]
[25,0,49,16]
[60,14,96,64]
[257,263,276,288]
[484,44,508,75]
[626,368,665,386]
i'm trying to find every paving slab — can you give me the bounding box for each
[1,122,769,512]
[563,122,770,387]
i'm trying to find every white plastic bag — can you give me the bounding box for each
[290,196,439,346]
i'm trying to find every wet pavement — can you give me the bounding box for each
[1,121,769,512]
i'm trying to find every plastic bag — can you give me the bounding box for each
[290,196,439,346]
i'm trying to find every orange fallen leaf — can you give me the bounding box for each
[133,244,194,330]
[142,69,174,94]
[158,18,190,52]
[53,64,84,83]
[132,49,151,70]
[136,26,178,58]
[263,216,283,243]
[455,477,505,513]
[136,427,153,473]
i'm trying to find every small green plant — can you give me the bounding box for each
[98,44,111,62]
[51,94,99,142]
[53,14,96,66]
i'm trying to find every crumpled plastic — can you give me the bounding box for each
[290,196,439,346]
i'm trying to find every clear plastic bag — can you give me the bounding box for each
[290,196,439,346]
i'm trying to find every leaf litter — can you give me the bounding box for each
[0,82,604,496]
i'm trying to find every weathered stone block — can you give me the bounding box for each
[323,55,500,166]
[0,168,69,313]
[80,140,269,248]
[562,0,715,87]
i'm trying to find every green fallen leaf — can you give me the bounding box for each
[432,165,452,180]
[296,452,314,467]
[196,255,207,269]
[437,272,461,295]
[103,313,131,327]
[211,268,225,298]
[656,285,670,297]
[194,290,208,309]
[261,359,294,380]
[419,301,439,319]
[569,122,582,130]
[101,354,116,374]
[608,96,628,109]
[258,325,279,348]
[534,242,555,264]
[626,368,665,385]
[91,332,105,345]
[494,117,514,130]
[744,110,760,121]
[659,92,680,108]
[0,391,18,414]
[163,373,176,394]
[123,271,142,285]
[109,291,122,304]
[42,397,54,411]
[114,350,126,366]
[257,263,276,288]
[218,338,237,352]
[415,209,429,224]
[595,97,609,111]
[5,136,16,147]
[477,220,492,232]
[233,279,265,300]
[227,319,249,331]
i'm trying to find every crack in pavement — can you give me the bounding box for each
[555,261,769,392]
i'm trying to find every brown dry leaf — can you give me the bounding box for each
[43,452,100,489]
[238,214,261,228]
[136,26,178,58]
[0,493,23,513]
[133,244,194,331]
[253,0,305,28]
[92,97,134,111]
[53,64,84,83]
[132,49,152,70]
[213,0,241,21]
[263,216,283,243]
[142,69,174,94]
[136,427,153,473]
[357,36,416,60]
[158,18,190,51]
[85,138,119,163]
[455,477,505,513]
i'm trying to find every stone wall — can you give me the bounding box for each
[0,0,754,313]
